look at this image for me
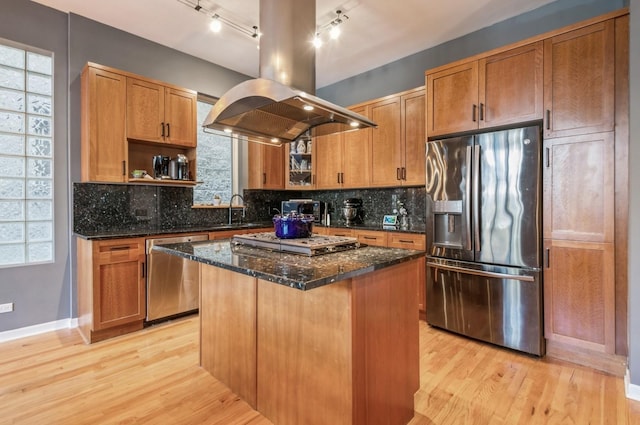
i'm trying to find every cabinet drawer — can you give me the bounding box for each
[387,233,426,251]
[97,240,143,263]
[325,228,355,238]
[356,230,388,247]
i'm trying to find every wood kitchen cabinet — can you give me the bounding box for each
[247,141,284,189]
[426,41,543,137]
[315,107,371,189]
[126,77,197,147]
[77,237,146,343]
[285,138,314,189]
[81,63,198,184]
[80,64,127,182]
[543,20,614,138]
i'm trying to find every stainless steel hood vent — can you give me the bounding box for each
[202,0,376,143]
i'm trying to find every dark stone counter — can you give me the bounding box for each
[153,239,425,291]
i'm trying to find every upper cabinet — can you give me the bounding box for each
[543,20,614,138]
[80,63,198,184]
[285,137,314,189]
[81,65,127,182]
[126,78,197,147]
[315,107,372,190]
[426,41,543,137]
[369,88,426,187]
[248,141,284,189]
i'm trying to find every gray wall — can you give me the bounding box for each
[318,0,628,106]
[628,0,639,386]
[0,0,70,331]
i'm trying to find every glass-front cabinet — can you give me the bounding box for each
[286,136,315,189]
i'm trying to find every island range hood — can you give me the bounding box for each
[202,0,376,144]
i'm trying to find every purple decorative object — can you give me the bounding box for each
[273,214,314,239]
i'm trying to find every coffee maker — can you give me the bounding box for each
[153,155,170,179]
[341,198,362,225]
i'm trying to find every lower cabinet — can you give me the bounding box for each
[77,237,146,343]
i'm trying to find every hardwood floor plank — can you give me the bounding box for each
[0,316,639,425]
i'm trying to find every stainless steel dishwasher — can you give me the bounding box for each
[145,233,208,322]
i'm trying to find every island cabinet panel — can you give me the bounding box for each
[200,265,257,408]
[543,20,615,138]
[199,256,423,425]
[257,279,354,425]
[351,258,422,425]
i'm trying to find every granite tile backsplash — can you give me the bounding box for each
[73,183,426,235]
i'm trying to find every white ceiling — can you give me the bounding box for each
[32,0,557,87]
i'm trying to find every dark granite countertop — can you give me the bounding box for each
[317,222,426,234]
[153,239,425,291]
[74,221,426,240]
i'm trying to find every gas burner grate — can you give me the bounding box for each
[232,232,361,256]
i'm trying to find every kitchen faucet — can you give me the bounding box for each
[229,193,245,225]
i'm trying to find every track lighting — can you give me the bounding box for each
[178,0,260,41]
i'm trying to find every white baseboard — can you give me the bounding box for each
[0,318,78,343]
[625,369,640,401]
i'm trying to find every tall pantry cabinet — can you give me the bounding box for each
[424,11,629,375]
[542,16,628,375]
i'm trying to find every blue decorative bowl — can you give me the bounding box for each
[273,214,314,239]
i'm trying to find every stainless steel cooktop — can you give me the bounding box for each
[232,232,361,256]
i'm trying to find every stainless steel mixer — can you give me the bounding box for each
[341,198,362,225]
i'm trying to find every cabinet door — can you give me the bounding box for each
[164,87,197,147]
[315,133,343,189]
[387,233,426,251]
[426,61,478,137]
[479,41,543,128]
[342,106,371,188]
[370,97,402,187]
[247,142,284,189]
[543,239,615,353]
[81,66,127,182]
[93,239,146,331]
[543,20,614,138]
[126,78,165,143]
[286,140,314,189]
[543,132,614,243]
[262,144,284,189]
[401,89,426,186]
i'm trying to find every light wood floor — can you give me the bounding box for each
[1,316,639,425]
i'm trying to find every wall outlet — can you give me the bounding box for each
[0,302,14,313]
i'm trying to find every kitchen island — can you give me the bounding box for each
[155,238,425,425]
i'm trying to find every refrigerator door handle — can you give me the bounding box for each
[465,145,473,250]
[427,261,535,282]
[473,145,481,252]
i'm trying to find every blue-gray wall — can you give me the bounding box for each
[628,0,639,387]
[0,0,70,331]
[318,0,627,105]
[1,0,637,390]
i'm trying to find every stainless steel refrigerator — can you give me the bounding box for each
[425,125,544,355]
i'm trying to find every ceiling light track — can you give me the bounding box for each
[178,0,260,40]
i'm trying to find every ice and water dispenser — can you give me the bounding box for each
[432,200,465,248]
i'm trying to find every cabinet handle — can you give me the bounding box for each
[141,262,146,278]
[337,173,341,184]
[472,104,477,122]
[263,173,266,184]
[479,103,484,121]
[399,239,415,244]
[166,123,170,138]
[161,122,165,137]
[110,246,130,251]
[397,168,401,180]
[545,147,550,168]
[545,248,550,268]
[122,160,126,176]
[545,110,551,130]
[341,173,344,184]
[402,167,407,180]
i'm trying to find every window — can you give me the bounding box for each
[193,98,233,205]
[0,40,53,267]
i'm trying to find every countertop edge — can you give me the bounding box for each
[152,242,425,291]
